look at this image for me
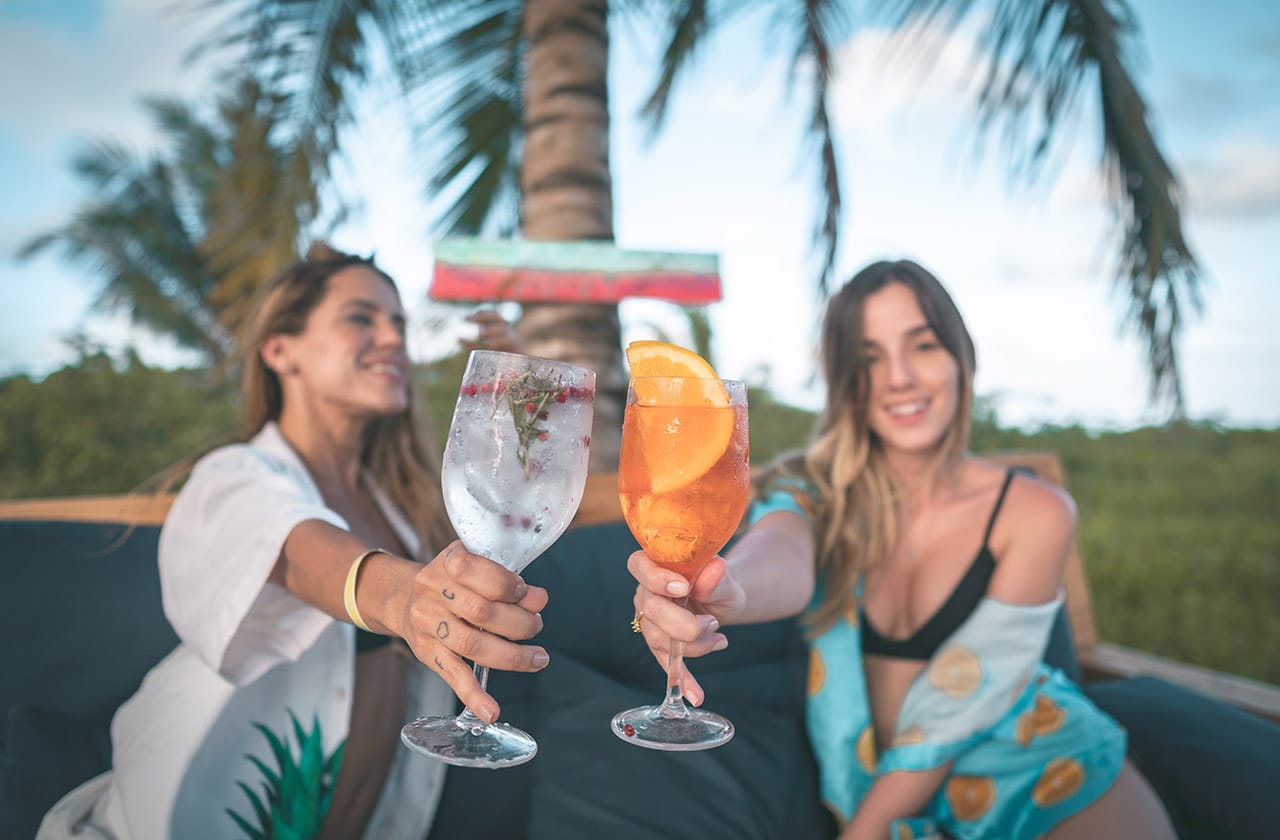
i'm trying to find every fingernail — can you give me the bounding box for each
[712,636,728,652]
[513,578,528,599]
[478,705,498,724]
[532,650,550,669]
[703,616,720,633]
[688,688,703,707]
[667,580,689,597]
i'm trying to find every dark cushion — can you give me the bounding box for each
[1087,676,1280,840]
[0,705,111,839]
[430,521,834,839]
[0,521,179,722]
[1043,606,1081,684]
[0,520,179,836]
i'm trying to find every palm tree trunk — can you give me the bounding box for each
[519,0,624,472]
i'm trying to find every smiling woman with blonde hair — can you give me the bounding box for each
[627,259,1176,840]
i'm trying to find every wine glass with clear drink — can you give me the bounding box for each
[401,350,594,767]
[613,376,750,750]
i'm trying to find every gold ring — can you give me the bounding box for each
[630,611,644,634]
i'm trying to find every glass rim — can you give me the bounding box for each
[466,349,595,378]
[629,375,744,386]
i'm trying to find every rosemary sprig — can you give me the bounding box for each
[504,370,563,477]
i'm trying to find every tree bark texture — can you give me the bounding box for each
[520,0,624,472]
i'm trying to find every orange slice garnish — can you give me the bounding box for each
[626,340,730,407]
[624,341,735,494]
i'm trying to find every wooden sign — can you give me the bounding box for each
[428,237,721,304]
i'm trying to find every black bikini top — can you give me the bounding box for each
[859,470,1016,662]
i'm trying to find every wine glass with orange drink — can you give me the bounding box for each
[612,341,751,750]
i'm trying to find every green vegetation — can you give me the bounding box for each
[0,352,239,498]
[971,421,1280,686]
[3,355,1275,684]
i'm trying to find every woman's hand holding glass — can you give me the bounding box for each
[626,551,744,706]
[401,350,594,768]
[399,540,549,723]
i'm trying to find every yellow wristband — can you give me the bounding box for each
[343,548,384,632]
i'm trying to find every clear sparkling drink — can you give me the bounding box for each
[401,350,594,770]
[441,365,594,573]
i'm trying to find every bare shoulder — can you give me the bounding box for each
[969,458,1074,523]
[1009,469,1076,529]
[976,462,1077,599]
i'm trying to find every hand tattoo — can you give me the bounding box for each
[442,588,455,600]
[433,656,444,671]
[436,621,450,639]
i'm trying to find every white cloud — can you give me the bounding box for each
[825,20,989,149]
[0,2,221,163]
[1183,137,1280,218]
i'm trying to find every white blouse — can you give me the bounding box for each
[39,423,452,840]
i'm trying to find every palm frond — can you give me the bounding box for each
[886,0,1201,416]
[639,0,846,295]
[192,0,524,236]
[407,2,525,235]
[788,0,850,298]
[190,0,376,171]
[1077,0,1200,416]
[199,76,326,335]
[20,146,228,361]
[639,0,712,135]
[21,71,322,367]
[68,141,141,191]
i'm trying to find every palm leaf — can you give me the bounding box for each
[788,0,850,297]
[21,75,321,369]
[192,0,525,237]
[192,0,374,165]
[640,0,848,297]
[400,0,525,235]
[638,0,714,136]
[885,0,1201,415]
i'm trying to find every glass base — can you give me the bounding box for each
[611,703,734,751]
[401,714,537,768]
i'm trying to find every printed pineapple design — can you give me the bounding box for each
[227,710,345,840]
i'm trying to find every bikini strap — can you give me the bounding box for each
[980,469,1017,548]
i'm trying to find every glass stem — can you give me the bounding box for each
[659,597,691,718]
[456,663,491,726]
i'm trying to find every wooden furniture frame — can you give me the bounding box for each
[4,452,1276,721]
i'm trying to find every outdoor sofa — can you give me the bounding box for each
[3,454,1278,838]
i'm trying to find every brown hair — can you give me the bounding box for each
[241,242,454,557]
[759,259,976,635]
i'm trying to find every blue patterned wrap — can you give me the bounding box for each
[749,489,1126,839]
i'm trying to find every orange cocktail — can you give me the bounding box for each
[619,398,750,581]
[612,341,750,751]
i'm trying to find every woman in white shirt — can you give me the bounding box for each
[41,244,546,839]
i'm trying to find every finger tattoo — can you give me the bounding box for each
[436,621,450,639]
[442,588,455,600]
[433,656,444,671]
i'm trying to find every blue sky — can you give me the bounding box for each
[1,0,1277,429]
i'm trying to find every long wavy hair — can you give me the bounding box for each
[241,242,454,557]
[758,259,976,635]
